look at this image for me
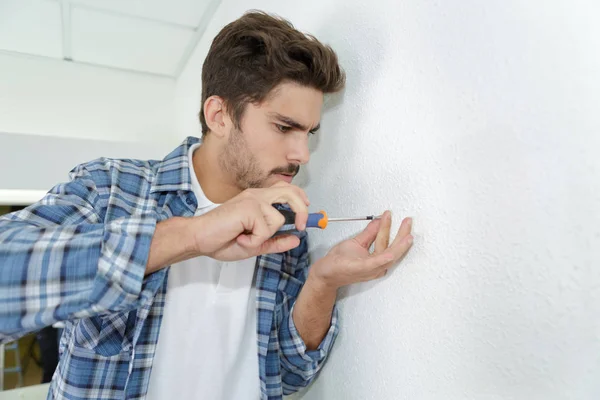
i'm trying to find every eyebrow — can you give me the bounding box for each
[270,112,320,132]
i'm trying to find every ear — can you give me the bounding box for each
[203,96,231,138]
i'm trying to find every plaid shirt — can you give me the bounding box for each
[0,137,339,400]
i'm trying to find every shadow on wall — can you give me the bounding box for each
[293,6,387,191]
[292,7,389,400]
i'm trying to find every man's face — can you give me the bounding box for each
[219,82,323,189]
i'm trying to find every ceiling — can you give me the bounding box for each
[0,0,221,78]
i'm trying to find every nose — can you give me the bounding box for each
[287,135,310,166]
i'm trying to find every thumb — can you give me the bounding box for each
[247,234,300,255]
[353,219,382,249]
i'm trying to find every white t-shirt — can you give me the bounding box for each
[147,143,260,400]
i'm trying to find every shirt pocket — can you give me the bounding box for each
[73,310,137,356]
[59,343,131,398]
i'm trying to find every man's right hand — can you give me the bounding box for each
[191,181,310,261]
[146,182,309,274]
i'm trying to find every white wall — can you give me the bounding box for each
[0,52,176,143]
[0,51,180,200]
[176,1,600,399]
[0,131,168,192]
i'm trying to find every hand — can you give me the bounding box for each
[192,182,310,261]
[308,211,413,290]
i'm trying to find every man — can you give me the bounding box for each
[0,11,413,400]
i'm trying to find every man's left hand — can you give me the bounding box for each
[308,211,413,291]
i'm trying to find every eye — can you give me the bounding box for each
[276,124,292,133]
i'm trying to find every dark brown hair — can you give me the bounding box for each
[199,10,345,135]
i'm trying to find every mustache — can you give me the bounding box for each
[271,164,300,176]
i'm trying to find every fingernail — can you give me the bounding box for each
[407,235,414,245]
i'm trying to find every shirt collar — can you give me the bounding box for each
[150,136,201,194]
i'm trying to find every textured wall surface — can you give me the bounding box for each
[176,1,600,398]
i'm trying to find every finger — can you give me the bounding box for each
[291,185,310,206]
[286,184,310,206]
[355,232,413,273]
[349,251,394,272]
[391,217,413,247]
[252,234,301,255]
[259,184,310,230]
[268,182,310,206]
[374,269,387,279]
[294,211,309,232]
[237,204,277,249]
[398,216,413,238]
[272,191,309,230]
[236,224,272,249]
[382,233,414,265]
[374,210,392,254]
[260,202,287,235]
[368,267,388,280]
[353,218,382,249]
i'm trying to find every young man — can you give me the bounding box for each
[0,11,413,400]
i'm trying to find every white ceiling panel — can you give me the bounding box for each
[67,0,212,28]
[71,6,193,75]
[0,0,63,58]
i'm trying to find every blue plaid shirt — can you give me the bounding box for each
[0,137,339,399]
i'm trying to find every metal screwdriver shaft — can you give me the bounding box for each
[327,215,382,222]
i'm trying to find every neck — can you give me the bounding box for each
[193,135,241,204]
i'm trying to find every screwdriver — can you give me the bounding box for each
[273,209,382,237]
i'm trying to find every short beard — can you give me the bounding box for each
[219,127,265,189]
